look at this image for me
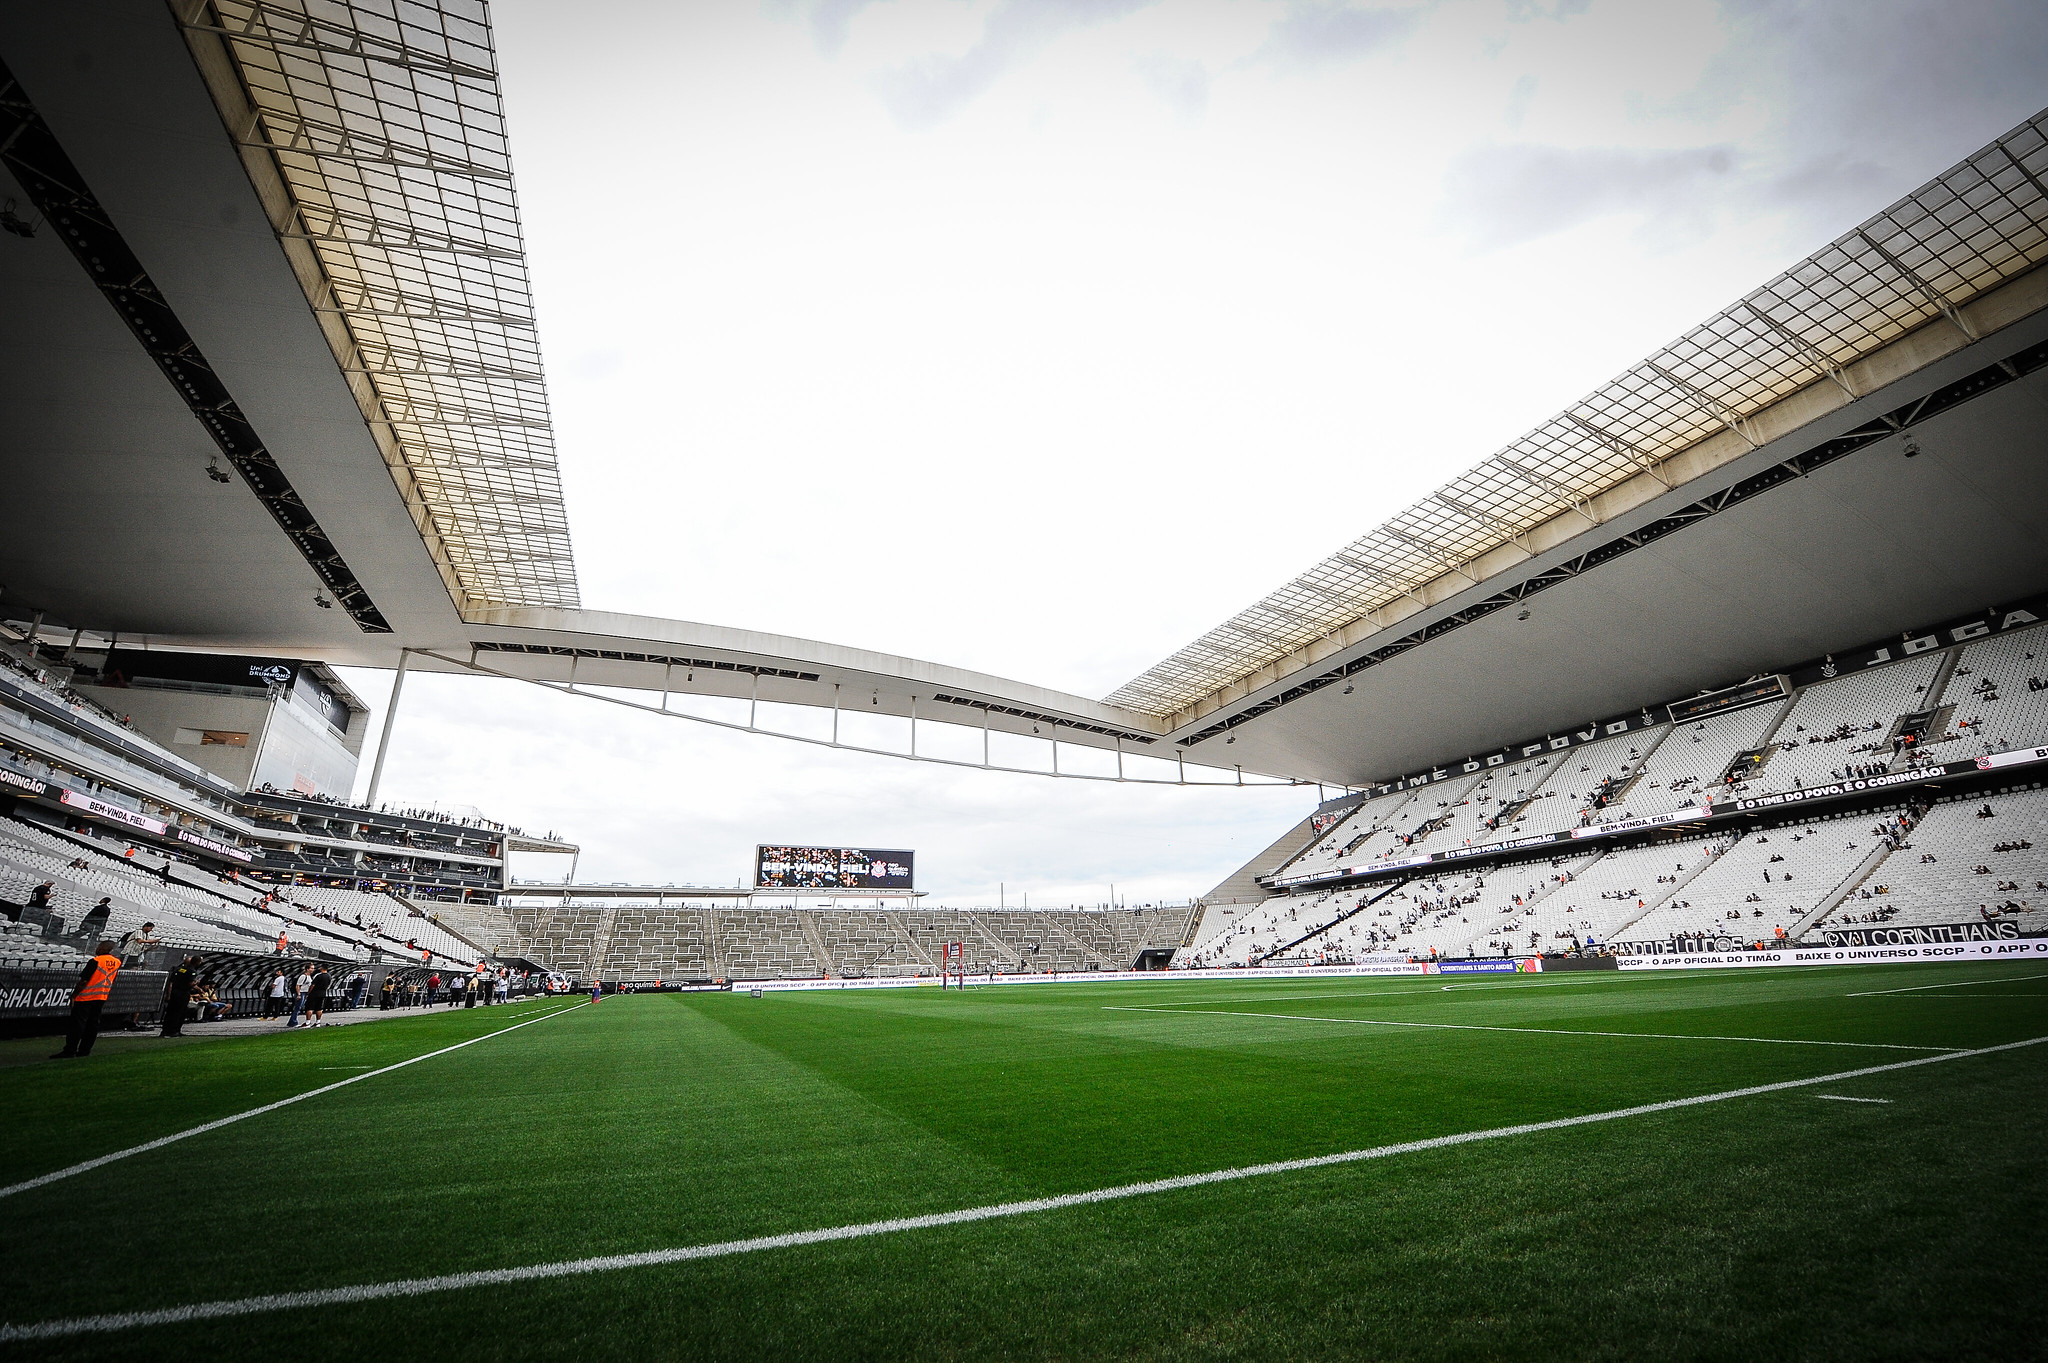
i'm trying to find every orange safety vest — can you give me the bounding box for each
[76,954,122,1003]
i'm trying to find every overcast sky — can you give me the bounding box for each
[340,0,2047,903]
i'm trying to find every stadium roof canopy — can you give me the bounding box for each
[2,3,2046,789]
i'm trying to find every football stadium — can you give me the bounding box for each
[2,3,2047,1358]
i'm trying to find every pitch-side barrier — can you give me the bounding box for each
[746,937,2048,991]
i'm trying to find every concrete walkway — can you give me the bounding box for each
[0,993,561,1067]
[168,993,554,1039]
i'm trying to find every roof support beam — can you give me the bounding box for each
[1856,228,1980,341]
[1564,413,1674,487]
[1641,362,1760,450]
[1434,493,1535,556]
[1380,525,1480,588]
[1494,456,1603,528]
[1332,551,1432,609]
[315,295,537,330]
[181,8,497,82]
[1996,138,2048,208]
[279,229,520,263]
[240,107,512,180]
[341,355,547,383]
[1742,302,1858,399]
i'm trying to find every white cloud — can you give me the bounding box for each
[874,0,1159,128]
[1255,2,1422,67]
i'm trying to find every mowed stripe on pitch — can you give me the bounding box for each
[5,1033,2041,1341]
[0,1001,590,1202]
[1101,1005,1961,1051]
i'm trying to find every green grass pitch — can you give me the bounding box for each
[2,963,2045,1361]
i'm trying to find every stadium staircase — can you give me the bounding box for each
[1484,793,1538,832]
[1587,724,1674,817]
[1252,875,1415,965]
[408,895,521,957]
[1404,810,1455,847]
[1753,690,1801,748]
[1789,806,1926,940]
[1522,849,1605,911]
[1035,913,1115,970]
[793,909,838,975]
[394,895,494,958]
[1888,705,1956,771]
[1882,649,1961,772]
[1602,836,1738,942]
[885,913,934,970]
[962,911,1025,968]
[703,907,728,979]
[584,908,622,978]
[1789,839,1901,941]
[1923,648,1963,723]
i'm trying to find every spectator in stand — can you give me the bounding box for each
[49,941,122,1060]
[27,881,53,914]
[78,898,113,943]
[118,921,158,964]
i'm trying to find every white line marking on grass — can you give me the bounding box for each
[1137,973,1832,1009]
[0,1002,588,1203]
[316,1066,378,1071]
[1848,972,2048,997]
[1102,1006,1960,1052]
[1117,980,1630,1007]
[6,1033,2042,1343]
[1814,1094,1892,1103]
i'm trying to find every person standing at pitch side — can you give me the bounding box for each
[306,963,330,1025]
[50,940,123,1059]
[160,954,198,1038]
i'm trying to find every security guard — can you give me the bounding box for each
[160,955,198,1038]
[51,941,123,1059]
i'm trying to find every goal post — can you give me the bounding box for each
[940,940,965,989]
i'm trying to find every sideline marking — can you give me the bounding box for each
[0,1002,588,1202]
[1814,1094,1892,1104]
[1103,1006,1959,1052]
[4,1033,2041,1342]
[1848,972,2048,997]
[1129,978,1657,1007]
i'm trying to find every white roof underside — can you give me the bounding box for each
[1107,108,2048,721]
[192,0,578,613]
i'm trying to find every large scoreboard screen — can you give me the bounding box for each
[754,845,915,891]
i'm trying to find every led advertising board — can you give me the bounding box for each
[755,845,915,890]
